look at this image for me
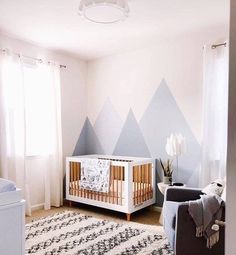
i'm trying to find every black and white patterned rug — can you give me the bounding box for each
[25,211,173,255]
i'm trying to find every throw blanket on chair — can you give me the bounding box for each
[188,194,223,248]
[80,159,110,193]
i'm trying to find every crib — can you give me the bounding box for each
[66,155,156,221]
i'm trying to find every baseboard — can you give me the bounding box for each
[152,205,162,213]
[31,203,44,211]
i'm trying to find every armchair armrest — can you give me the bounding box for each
[165,187,202,202]
[175,203,201,254]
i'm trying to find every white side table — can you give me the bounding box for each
[158,182,170,225]
[157,182,186,225]
[158,182,170,195]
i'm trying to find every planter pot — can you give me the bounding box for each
[163,176,172,185]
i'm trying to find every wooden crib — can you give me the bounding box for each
[66,155,156,220]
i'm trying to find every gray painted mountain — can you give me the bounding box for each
[73,117,104,156]
[140,80,201,187]
[94,98,123,155]
[113,109,151,157]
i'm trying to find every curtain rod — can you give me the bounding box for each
[211,42,227,49]
[0,48,66,69]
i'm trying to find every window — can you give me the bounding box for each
[24,64,56,156]
[1,56,60,157]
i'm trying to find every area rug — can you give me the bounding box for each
[25,211,173,255]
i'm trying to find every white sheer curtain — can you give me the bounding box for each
[0,51,63,215]
[200,44,229,187]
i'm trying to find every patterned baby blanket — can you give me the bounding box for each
[80,159,110,193]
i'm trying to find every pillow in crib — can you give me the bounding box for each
[202,179,224,196]
[0,178,16,193]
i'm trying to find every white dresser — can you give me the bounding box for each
[0,189,25,255]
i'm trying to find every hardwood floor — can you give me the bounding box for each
[26,202,161,226]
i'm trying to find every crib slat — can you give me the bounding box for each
[72,162,74,196]
[146,164,148,200]
[78,162,80,197]
[136,165,139,205]
[70,162,73,195]
[79,164,82,198]
[149,163,152,199]
[116,166,119,205]
[148,163,150,199]
[137,166,139,204]
[72,162,75,196]
[109,168,111,204]
[74,162,77,196]
[120,167,123,205]
[69,162,71,195]
[105,179,108,203]
[135,166,138,206]
[133,166,136,205]
[77,162,79,196]
[150,163,153,198]
[141,165,144,203]
[75,162,78,196]
[144,164,147,201]
[138,166,141,204]
[137,166,140,205]
[76,163,79,196]
[112,167,115,204]
[133,166,135,206]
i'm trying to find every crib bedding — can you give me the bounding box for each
[0,178,16,193]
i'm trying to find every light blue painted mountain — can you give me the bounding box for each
[113,109,151,157]
[140,80,201,187]
[73,117,104,156]
[94,98,123,155]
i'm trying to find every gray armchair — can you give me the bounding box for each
[163,187,225,255]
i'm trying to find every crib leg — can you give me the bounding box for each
[69,201,72,207]
[126,213,131,221]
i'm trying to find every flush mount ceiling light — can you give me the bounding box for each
[78,0,130,24]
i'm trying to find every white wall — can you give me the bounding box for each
[226,1,236,254]
[87,26,228,143]
[0,33,87,208]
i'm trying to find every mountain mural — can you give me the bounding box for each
[113,109,151,157]
[72,79,201,206]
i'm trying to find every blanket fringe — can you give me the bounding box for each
[207,231,219,249]
[196,226,204,237]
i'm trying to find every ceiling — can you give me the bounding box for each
[0,0,229,60]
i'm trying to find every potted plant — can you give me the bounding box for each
[159,159,173,184]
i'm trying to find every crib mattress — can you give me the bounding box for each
[0,188,22,206]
